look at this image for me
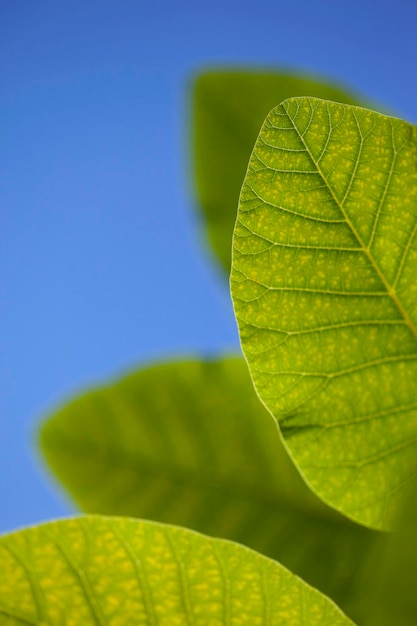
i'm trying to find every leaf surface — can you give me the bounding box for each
[193,70,365,272]
[0,516,354,626]
[39,357,373,616]
[231,97,417,530]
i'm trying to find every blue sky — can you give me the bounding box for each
[1,0,417,534]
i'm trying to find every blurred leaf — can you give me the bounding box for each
[231,97,417,530]
[192,70,365,272]
[40,357,374,618]
[0,516,354,626]
[359,477,417,625]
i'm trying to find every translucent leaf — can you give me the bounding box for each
[231,97,417,530]
[0,516,354,626]
[193,70,365,272]
[39,357,373,616]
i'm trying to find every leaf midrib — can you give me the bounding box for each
[284,100,417,343]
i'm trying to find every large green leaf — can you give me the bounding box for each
[39,357,373,617]
[0,516,354,625]
[193,70,365,272]
[231,97,417,530]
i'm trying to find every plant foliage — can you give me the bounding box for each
[2,70,417,625]
[0,516,353,625]
[231,97,417,530]
[40,357,374,613]
[193,71,365,272]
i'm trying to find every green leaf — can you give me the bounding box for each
[193,70,365,272]
[231,97,417,530]
[358,477,417,625]
[39,357,373,617]
[0,516,354,626]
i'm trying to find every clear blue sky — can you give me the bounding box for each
[1,0,416,534]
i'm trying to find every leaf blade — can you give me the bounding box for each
[231,97,417,529]
[0,516,354,626]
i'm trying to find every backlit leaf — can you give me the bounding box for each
[231,97,417,530]
[0,516,354,626]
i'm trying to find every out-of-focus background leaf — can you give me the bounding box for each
[39,356,375,619]
[354,476,417,626]
[193,70,366,271]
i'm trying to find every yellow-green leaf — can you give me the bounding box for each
[193,70,365,272]
[0,516,354,626]
[39,357,373,617]
[231,97,417,530]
